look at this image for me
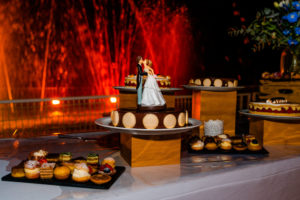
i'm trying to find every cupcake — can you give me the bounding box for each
[248,139,262,151]
[87,153,99,165]
[59,152,72,162]
[54,166,70,180]
[24,160,40,179]
[72,163,91,182]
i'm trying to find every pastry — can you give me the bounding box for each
[214,79,222,87]
[204,137,218,151]
[231,136,243,145]
[110,110,119,126]
[163,114,177,129]
[244,135,256,144]
[40,163,55,179]
[88,165,98,174]
[177,112,186,127]
[101,157,115,169]
[11,166,25,178]
[24,160,40,179]
[220,140,232,151]
[90,174,111,185]
[190,140,204,151]
[203,78,212,87]
[194,79,201,86]
[59,152,72,162]
[74,157,87,163]
[143,114,159,129]
[29,149,48,160]
[72,163,91,182]
[99,164,116,175]
[122,112,136,128]
[87,153,99,165]
[248,139,262,151]
[61,162,75,173]
[46,153,59,162]
[233,142,248,151]
[54,166,70,180]
[227,81,234,87]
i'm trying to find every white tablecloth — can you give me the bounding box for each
[0,135,300,200]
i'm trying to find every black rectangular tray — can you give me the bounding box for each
[187,147,269,155]
[1,166,125,190]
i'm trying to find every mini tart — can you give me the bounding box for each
[190,140,204,151]
[90,174,112,185]
[24,168,40,179]
[11,166,25,178]
[205,142,218,151]
[248,139,262,151]
[72,175,90,182]
[233,143,248,151]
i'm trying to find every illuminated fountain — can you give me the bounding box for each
[0,0,193,99]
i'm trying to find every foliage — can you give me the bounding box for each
[229,0,300,54]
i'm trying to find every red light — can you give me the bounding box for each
[240,17,245,22]
[233,11,240,16]
[52,99,60,105]
[110,97,117,103]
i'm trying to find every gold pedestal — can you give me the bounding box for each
[192,91,237,137]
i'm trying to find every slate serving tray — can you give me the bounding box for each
[2,166,125,190]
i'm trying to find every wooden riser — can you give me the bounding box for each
[192,91,237,137]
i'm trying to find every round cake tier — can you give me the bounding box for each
[125,75,171,88]
[249,102,300,116]
[110,109,188,129]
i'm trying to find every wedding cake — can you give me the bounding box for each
[125,74,171,88]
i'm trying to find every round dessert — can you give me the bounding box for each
[125,74,171,88]
[204,137,218,151]
[233,142,248,151]
[110,109,188,129]
[28,149,48,160]
[11,166,25,178]
[24,160,40,179]
[46,153,59,163]
[59,152,72,162]
[189,78,238,87]
[248,139,262,151]
[87,153,99,165]
[195,79,201,86]
[90,174,111,185]
[72,163,91,182]
[190,140,204,151]
[220,140,232,151]
[61,162,75,173]
[231,136,243,145]
[54,166,70,180]
[249,97,300,117]
[101,157,115,169]
[244,135,256,144]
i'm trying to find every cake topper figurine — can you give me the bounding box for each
[140,59,166,109]
[136,56,147,106]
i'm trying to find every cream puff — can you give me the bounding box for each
[24,160,40,179]
[72,163,91,182]
[205,137,218,150]
[190,140,204,151]
[220,140,232,151]
[248,139,262,151]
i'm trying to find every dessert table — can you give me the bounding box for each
[1,133,300,200]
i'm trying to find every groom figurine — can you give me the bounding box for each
[136,56,148,105]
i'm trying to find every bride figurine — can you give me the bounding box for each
[141,59,166,107]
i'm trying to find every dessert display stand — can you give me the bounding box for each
[95,118,201,167]
[183,85,244,137]
[97,86,200,167]
[239,110,300,145]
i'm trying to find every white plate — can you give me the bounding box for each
[183,85,244,92]
[95,117,201,136]
[113,86,182,93]
[239,109,300,121]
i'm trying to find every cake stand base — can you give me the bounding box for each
[120,133,181,167]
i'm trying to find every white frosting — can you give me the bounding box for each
[204,120,224,137]
[72,169,91,178]
[24,160,40,169]
[33,149,48,157]
[103,157,115,163]
[74,163,89,171]
[192,140,204,148]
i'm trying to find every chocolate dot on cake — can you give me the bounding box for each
[203,78,211,87]
[110,111,119,126]
[163,114,177,129]
[142,114,159,129]
[122,112,136,128]
[195,79,201,86]
[213,79,222,87]
[178,112,186,127]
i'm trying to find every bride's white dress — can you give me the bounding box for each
[141,69,166,106]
